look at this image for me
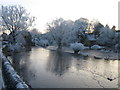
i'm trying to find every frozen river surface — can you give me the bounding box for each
[9,47,119,88]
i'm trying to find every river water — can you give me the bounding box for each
[9,47,119,88]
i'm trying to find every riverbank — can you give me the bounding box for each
[47,46,119,60]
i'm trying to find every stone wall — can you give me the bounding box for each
[2,53,30,89]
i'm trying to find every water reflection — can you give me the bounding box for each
[46,50,90,76]
[10,52,29,72]
[9,51,36,82]
[46,50,72,76]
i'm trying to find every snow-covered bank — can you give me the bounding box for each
[82,50,119,60]
[1,52,30,89]
[47,46,119,60]
[47,46,74,53]
[2,30,32,56]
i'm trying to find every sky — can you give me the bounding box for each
[0,0,119,32]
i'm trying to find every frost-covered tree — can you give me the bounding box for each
[47,18,75,49]
[91,19,104,39]
[74,18,89,32]
[46,18,89,48]
[74,18,89,43]
[93,22,104,39]
[30,28,42,45]
[96,27,116,46]
[1,5,35,33]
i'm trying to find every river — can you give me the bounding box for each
[8,47,119,88]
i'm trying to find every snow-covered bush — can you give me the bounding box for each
[91,45,105,50]
[33,39,49,47]
[2,30,32,54]
[11,43,24,52]
[13,30,32,47]
[3,43,24,53]
[70,42,85,53]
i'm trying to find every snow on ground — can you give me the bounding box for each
[47,46,119,60]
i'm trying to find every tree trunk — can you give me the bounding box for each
[57,40,62,49]
[74,50,79,54]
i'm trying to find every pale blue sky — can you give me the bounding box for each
[0,0,119,32]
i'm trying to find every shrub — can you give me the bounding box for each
[70,42,85,53]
